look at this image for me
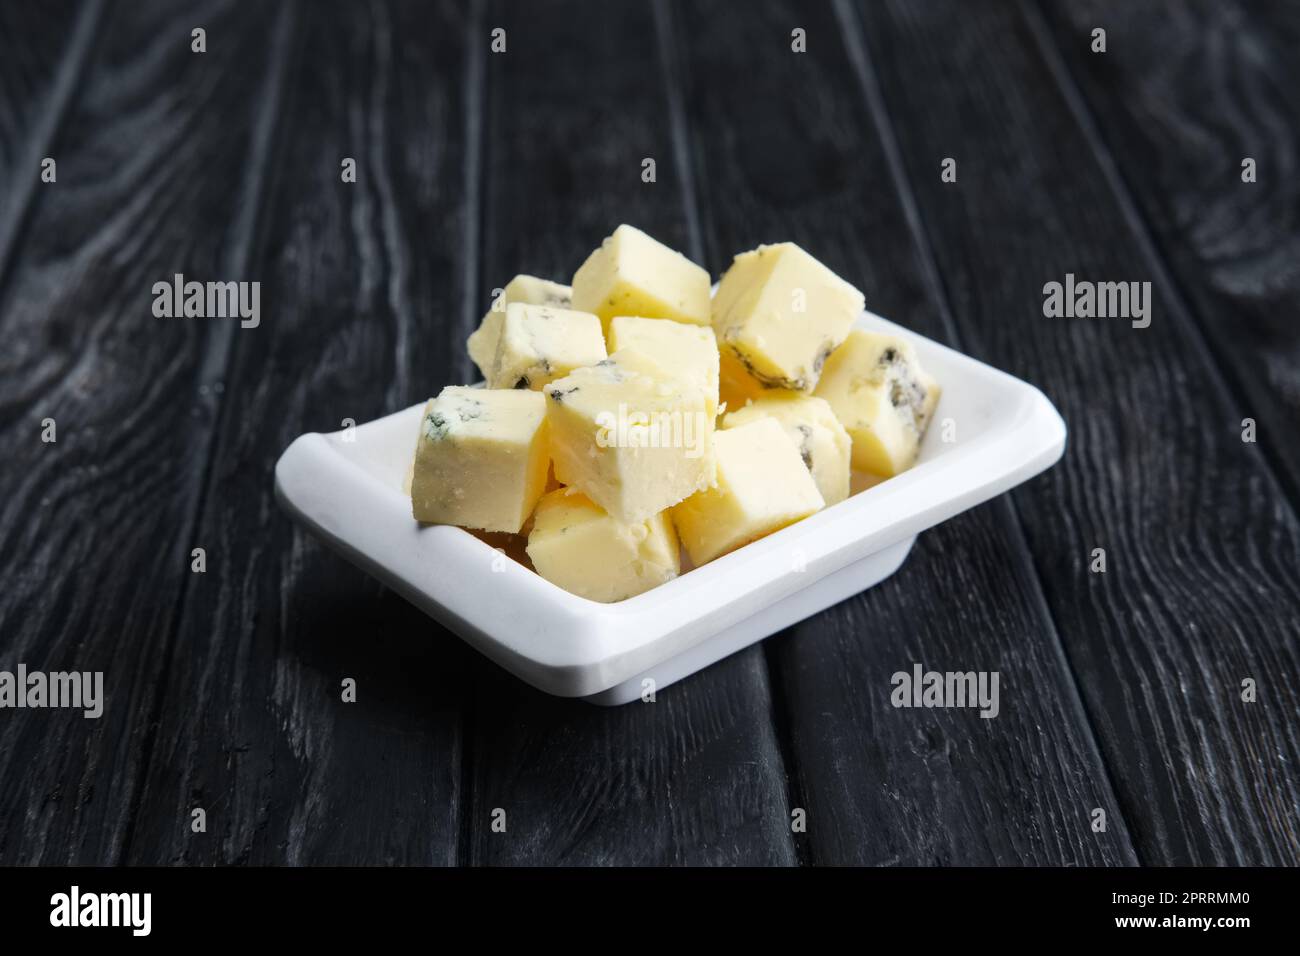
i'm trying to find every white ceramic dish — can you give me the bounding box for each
[275,311,1066,705]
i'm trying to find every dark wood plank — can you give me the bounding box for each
[465,0,797,866]
[1034,0,1300,508]
[124,0,477,865]
[0,0,288,864]
[0,0,101,278]
[0,0,84,165]
[674,0,1138,865]
[851,0,1300,864]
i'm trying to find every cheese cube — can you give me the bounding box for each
[543,349,715,524]
[571,224,711,332]
[526,489,680,602]
[410,387,549,533]
[487,302,606,390]
[814,330,941,477]
[722,393,851,505]
[467,275,573,379]
[712,242,864,392]
[672,417,824,565]
[607,315,720,418]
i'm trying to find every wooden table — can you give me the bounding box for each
[1,0,1296,866]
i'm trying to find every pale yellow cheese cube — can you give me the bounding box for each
[814,330,941,477]
[607,315,720,418]
[467,275,573,379]
[722,393,851,505]
[543,348,715,524]
[571,224,711,332]
[526,489,680,602]
[712,242,864,392]
[411,387,549,533]
[487,302,606,390]
[672,417,824,565]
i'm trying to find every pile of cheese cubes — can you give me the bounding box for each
[410,225,940,602]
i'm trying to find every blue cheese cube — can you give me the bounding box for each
[487,303,606,390]
[814,330,941,477]
[722,393,851,505]
[572,224,712,333]
[543,349,715,524]
[526,489,680,602]
[410,387,550,533]
[467,275,573,379]
[712,242,864,393]
[607,315,720,419]
[672,417,824,565]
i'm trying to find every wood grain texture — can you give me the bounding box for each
[0,1,84,164]
[465,0,797,867]
[0,0,286,865]
[1034,0,1300,507]
[123,0,476,865]
[675,0,1137,866]
[0,0,98,271]
[852,0,1300,864]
